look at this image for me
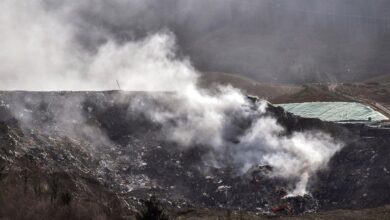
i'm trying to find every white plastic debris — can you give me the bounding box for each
[217,185,231,192]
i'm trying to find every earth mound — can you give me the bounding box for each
[0,91,389,219]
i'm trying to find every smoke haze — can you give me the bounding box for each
[0,1,198,91]
[0,0,344,195]
[3,1,389,86]
[40,0,390,83]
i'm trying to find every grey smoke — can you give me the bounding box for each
[4,1,389,84]
[43,0,390,83]
[0,1,196,91]
[131,89,343,195]
[7,93,114,155]
[0,0,344,195]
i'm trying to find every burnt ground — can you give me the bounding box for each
[0,91,389,219]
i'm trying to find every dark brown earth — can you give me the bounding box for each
[0,91,390,219]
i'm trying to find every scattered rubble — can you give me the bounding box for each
[0,91,389,218]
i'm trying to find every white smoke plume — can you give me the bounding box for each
[239,117,342,195]
[130,87,343,194]
[0,0,343,195]
[0,0,196,91]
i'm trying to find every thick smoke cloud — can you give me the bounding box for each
[1,0,344,195]
[239,118,341,195]
[0,1,196,91]
[131,88,342,194]
[0,1,80,90]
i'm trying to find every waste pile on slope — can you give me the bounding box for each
[0,91,389,219]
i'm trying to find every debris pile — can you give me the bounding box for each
[0,91,389,218]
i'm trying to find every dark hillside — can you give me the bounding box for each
[0,91,389,219]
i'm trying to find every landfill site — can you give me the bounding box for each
[2,0,390,219]
[1,89,390,219]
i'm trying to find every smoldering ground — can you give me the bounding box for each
[0,0,344,195]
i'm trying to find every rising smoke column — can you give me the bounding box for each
[0,0,343,195]
[0,1,196,91]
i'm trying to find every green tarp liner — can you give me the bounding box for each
[276,102,388,122]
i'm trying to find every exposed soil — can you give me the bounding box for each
[0,91,389,219]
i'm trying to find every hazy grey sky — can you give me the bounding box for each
[48,0,390,83]
[4,0,390,84]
